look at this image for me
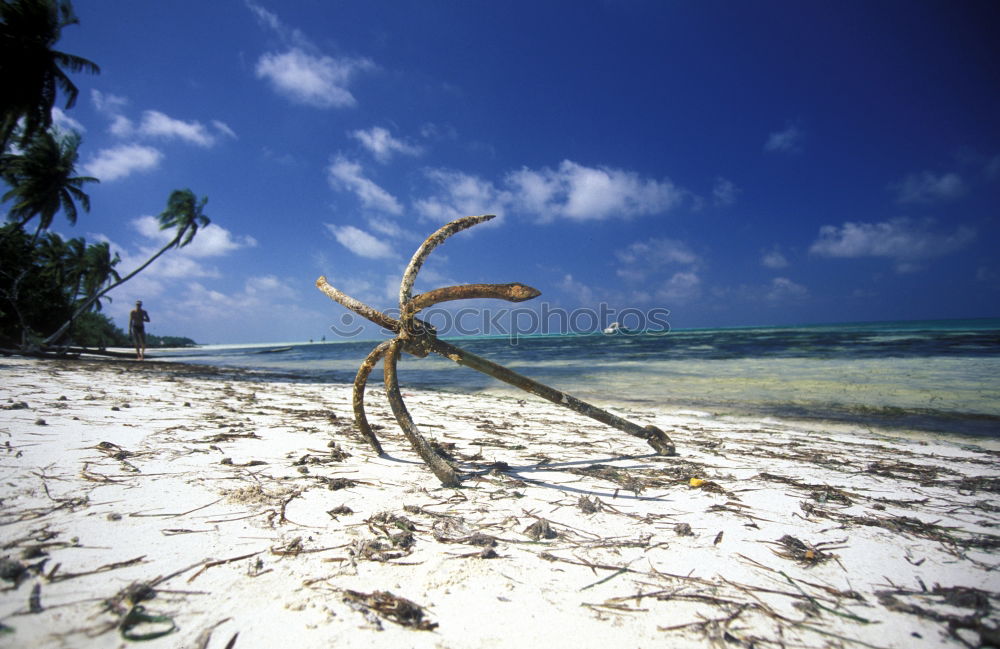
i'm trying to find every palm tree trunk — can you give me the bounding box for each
[42,234,180,346]
[28,220,46,247]
[1,267,33,350]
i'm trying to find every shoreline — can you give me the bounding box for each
[1,356,998,648]
[47,350,1000,449]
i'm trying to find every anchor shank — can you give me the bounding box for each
[429,338,675,455]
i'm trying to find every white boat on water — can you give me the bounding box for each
[603,322,621,334]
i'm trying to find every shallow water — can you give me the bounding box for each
[154,317,1000,439]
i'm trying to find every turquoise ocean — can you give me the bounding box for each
[154,318,1000,441]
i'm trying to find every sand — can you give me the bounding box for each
[0,355,998,648]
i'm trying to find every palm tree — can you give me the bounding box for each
[157,188,210,248]
[79,240,120,310]
[43,189,209,345]
[0,0,100,151]
[34,230,80,294]
[0,227,76,347]
[2,129,97,237]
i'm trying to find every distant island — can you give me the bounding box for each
[145,334,198,348]
[62,312,197,349]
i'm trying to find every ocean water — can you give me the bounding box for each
[154,318,1000,440]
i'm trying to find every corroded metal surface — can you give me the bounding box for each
[408,283,541,314]
[351,339,389,456]
[316,214,676,485]
[428,338,676,455]
[383,338,460,487]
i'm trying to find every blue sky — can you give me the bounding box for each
[45,0,1000,343]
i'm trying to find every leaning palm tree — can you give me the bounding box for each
[43,189,209,346]
[0,0,100,151]
[1,129,97,238]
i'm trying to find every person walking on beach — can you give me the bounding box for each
[129,300,150,360]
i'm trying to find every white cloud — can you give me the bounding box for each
[614,238,702,302]
[558,274,596,305]
[351,126,422,162]
[408,159,688,227]
[246,1,312,49]
[766,277,808,301]
[212,120,237,140]
[138,251,222,280]
[762,247,789,269]
[505,167,557,214]
[91,90,135,137]
[255,48,373,108]
[892,171,966,204]
[131,215,172,242]
[764,124,803,153]
[325,224,396,259]
[132,215,257,257]
[367,216,415,240]
[414,169,509,223]
[810,218,975,272]
[622,271,702,303]
[83,144,163,181]
[93,214,293,341]
[51,107,84,133]
[164,275,324,342]
[616,238,698,269]
[657,271,702,302]
[244,274,288,295]
[138,110,216,147]
[507,160,685,222]
[327,156,403,214]
[420,122,458,141]
[91,89,128,115]
[247,2,283,34]
[108,115,134,137]
[91,90,233,148]
[712,177,739,206]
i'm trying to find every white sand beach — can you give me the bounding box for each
[1,356,998,648]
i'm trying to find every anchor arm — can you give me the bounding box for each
[408,282,541,314]
[316,276,401,333]
[351,340,390,455]
[383,339,461,487]
[399,215,496,310]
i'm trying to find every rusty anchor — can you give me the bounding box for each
[316,214,676,486]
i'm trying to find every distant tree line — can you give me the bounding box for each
[1,0,204,351]
[50,311,196,349]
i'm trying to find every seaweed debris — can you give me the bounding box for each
[342,589,438,631]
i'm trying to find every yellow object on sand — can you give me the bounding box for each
[689,478,705,487]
